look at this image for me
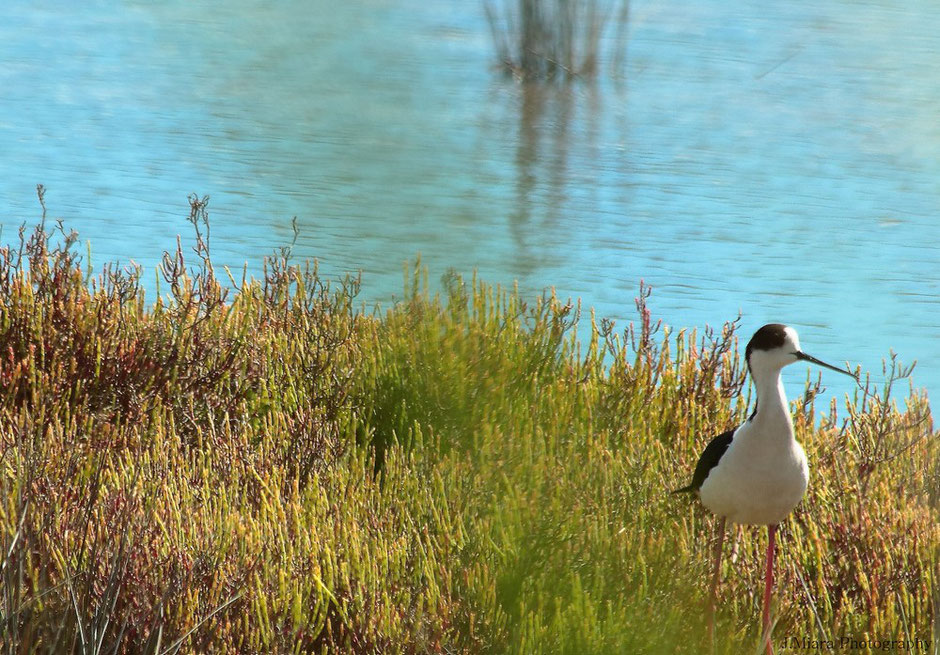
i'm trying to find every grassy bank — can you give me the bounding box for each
[0,213,937,653]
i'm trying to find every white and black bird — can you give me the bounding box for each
[674,324,856,654]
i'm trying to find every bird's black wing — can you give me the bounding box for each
[672,428,735,494]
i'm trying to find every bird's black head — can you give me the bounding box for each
[745,323,856,380]
[745,323,790,365]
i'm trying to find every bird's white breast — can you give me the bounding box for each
[698,420,809,526]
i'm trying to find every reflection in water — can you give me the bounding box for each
[512,84,545,261]
[511,83,583,278]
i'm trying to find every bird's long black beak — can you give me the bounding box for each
[795,351,857,379]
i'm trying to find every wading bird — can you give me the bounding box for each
[674,324,856,654]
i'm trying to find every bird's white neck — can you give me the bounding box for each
[748,363,794,436]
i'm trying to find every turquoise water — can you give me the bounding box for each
[2,1,940,406]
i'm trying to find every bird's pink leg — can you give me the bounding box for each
[762,524,777,655]
[706,516,726,647]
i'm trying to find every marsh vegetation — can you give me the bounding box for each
[0,195,936,652]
